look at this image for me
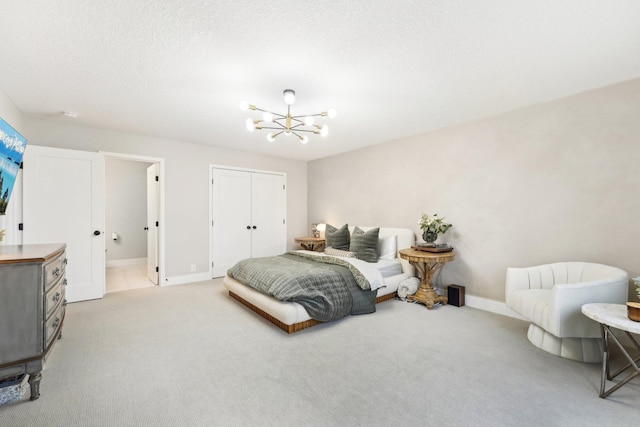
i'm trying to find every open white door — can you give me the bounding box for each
[146,163,159,284]
[23,146,105,302]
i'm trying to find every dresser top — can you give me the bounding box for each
[0,244,66,264]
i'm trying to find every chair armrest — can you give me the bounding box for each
[551,277,628,337]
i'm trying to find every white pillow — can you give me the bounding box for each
[377,235,397,261]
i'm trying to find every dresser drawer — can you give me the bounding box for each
[45,305,65,349]
[44,277,65,320]
[44,251,67,291]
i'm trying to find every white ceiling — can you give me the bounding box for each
[1,1,640,161]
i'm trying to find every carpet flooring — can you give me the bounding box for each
[1,279,638,426]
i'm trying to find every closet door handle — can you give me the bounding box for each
[246,226,251,230]
[252,226,257,230]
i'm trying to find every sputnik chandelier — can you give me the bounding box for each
[240,89,336,144]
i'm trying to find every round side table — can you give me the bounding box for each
[581,303,640,398]
[399,248,455,309]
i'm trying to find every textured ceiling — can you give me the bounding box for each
[1,1,640,161]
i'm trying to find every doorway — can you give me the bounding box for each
[103,152,165,293]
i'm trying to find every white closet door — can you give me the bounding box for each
[23,146,105,302]
[251,173,286,258]
[211,168,252,277]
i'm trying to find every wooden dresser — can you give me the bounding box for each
[0,243,67,401]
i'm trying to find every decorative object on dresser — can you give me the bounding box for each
[399,248,455,309]
[417,212,452,244]
[0,243,67,402]
[0,117,28,217]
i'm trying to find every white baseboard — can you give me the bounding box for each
[163,271,212,287]
[464,294,527,320]
[106,257,146,268]
[161,272,525,321]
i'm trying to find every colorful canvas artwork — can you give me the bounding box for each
[0,117,27,215]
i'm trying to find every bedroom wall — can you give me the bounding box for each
[0,88,24,131]
[22,118,308,282]
[308,77,640,307]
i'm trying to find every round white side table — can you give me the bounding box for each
[581,303,640,398]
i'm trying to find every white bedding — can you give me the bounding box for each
[376,259,403,278]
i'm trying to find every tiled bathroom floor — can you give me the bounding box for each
[106,260,156,293]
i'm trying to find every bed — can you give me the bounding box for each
[222,226,415,333]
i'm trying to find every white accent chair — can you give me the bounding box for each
[505,262,628,363]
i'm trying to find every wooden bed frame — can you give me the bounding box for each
[223,227,415,334]
[229,289,397,334]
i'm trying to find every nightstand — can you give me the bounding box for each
[294,237,325,252]
[399,248,455,309]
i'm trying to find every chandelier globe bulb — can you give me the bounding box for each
[327,108,337,119]
[304,116,314,126]
[267,133,276,142]
[239,100,249,111]
[283,89,296,105]
[320,125,329,137]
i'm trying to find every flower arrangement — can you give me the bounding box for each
[418,213,452,234]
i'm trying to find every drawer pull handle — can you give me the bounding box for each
[53,292,61,302]
[63,258,68,265]
[64,279,68,286]
[52,318,60,329]
[63,299,68,306]
[52,267,61,277]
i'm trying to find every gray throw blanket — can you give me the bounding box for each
[227,252,376,321]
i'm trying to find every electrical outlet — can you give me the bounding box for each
[190,264,196,272]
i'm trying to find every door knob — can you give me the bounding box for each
[246,225,251,230]
[252,225,257,229]
[93,230,102,236]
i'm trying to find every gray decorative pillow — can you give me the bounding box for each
[324,247,358,258]
[350,227,379,263]
[325,223,350,251]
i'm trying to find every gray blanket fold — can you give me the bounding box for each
[227,253,376,321]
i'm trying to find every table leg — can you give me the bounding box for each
[407,261,448,309]
[599,324,640,398]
